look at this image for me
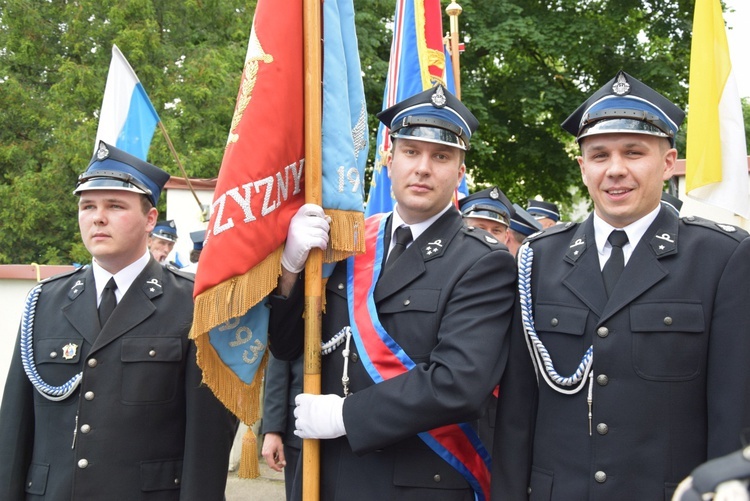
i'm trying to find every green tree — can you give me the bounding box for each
[0,0,697,264]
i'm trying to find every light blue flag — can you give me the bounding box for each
[95,45,160,161]
[322,0,368,215]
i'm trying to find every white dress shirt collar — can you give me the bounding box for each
[593,204,661,269]
[92,251,151,305]
[391,203,452,251]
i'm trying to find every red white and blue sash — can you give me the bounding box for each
[346,213,492,500]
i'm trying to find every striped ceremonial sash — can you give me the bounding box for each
[346,213,491,500]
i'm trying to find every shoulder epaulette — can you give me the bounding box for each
[165,263,196,282]
[39,265,87,285]
[462,225,506,249]
[682,216,749,242]
[527,221,577,242]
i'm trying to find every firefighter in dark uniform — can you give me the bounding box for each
[0,142,237,500]
[269,85,517,500]
[491,71,750,500]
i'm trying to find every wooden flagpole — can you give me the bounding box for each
[446,1,463,99]
[302,0,323,499]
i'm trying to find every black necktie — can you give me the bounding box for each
[385,225,413,271]
[602,231,628,297]
[98,277,117,328]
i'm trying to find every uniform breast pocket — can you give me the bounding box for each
[378,289,441,356]
[121,337,184,404]
[630,302,705,381]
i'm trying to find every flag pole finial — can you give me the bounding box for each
[445,2,463,99]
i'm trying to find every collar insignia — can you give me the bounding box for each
[68,279,85,300]
[650,229,677,256]
[422,239,445,259]
[142,278,163,299]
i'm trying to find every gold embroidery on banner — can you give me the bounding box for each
[227,27,274,145]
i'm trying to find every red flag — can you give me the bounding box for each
[190,0,304,478]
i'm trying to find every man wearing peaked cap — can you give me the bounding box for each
[148,220,178,265]
[377,84,479,151]
[180,230,206,274]
[507,203,543,257]
[269,85,517,500]
[460,186,515,246]
[74,141,170,207]
[491,71,750,500]
[526,199,560,228]
[0,141,236,500]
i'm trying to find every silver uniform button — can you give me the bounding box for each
[596,374,609,386]
[174,478,180,485]
[403,299,411,306]
[78,459,89,469]
[550,318,559,327]
[337,283,344,290]
[596,423,609,435]
[87,358,98,368]
[594,471,607,483]
[81,424,91,434]
[663,316,673,326]
[84,391,94,401]
[433,474,441,483]
[149,350,157,357]
[597,326,609,338]
[350,352,359,363]
[50,351,58,359]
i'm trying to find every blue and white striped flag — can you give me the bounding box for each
[95,45,160,161]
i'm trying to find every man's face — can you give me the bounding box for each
[536,217,557,229]
[464,217,509,243]
[387,138,465,224]
[578,133,676,228]
[148,236,176,264]
[78,190,157,274]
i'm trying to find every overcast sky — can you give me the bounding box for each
[724,0,749,98]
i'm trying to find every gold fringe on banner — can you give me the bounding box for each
[325,209,365,262]
[190,247,281,479]
[191,247,283,337]
[193,334,268,478]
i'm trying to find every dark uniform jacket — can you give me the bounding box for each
[0,259,237,500]
[492,207,750,501]
[269,208,517,501]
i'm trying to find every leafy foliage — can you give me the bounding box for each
[0,0,698,264]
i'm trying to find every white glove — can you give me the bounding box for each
[293,393,346,439]
[715,480,750,501]
[281,204,330,273]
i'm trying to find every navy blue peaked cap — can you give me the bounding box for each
[510,204,543,236]
[152,220,178,242]
[74,141,170,206]
[459,186,514,227]
[562,71,685,146]
[377,85,479,150]
[527,199,560,222]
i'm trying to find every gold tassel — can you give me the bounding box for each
[325,209,365,262]
[238,428,260,479]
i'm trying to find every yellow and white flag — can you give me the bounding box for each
[686,0,749,218]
